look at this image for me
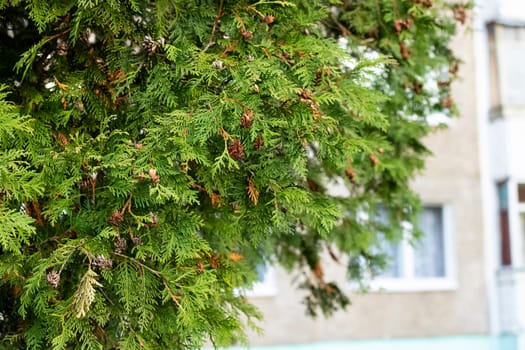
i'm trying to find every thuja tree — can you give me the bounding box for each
[0,0,468,349]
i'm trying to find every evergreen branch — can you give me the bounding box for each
[113,252,182,308]
[14,28,71,81]
[57,242,85,276]
[72,269,102,318]
[0,0,466,346]
[250,0,295,7]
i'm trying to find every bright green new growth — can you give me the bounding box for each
[0,0,467,349]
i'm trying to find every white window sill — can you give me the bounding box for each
[364,277,458,293]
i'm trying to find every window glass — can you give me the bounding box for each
[499,182,512,265]
[255,264,267,282]
[379,206,447,280]
[414,207,445,277]
[378,241,402,278]
[496,26,525,105]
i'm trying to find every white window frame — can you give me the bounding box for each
[369,204,457,292]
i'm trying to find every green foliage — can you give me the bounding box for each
[0,0,468,348]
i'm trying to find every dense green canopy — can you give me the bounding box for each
[0,0,467,349]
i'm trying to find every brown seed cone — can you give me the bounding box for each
[114,236,128,253]
[92,255,113,270]
[394,20,403,35]
[453,6,467,24]
[46,270,60,288]
[57,39,69,56]
[449,62,459,75]
[213,60,224,70]
[307,179,321,192]
[197,261,204,274]
[147,212,159,227]
[240,29,253,40]
[412,81,423,94]
[443,97,454,109]
[108,210,124,227]
[149,167,157,177]
[400,41,411,60]
[131,236,143,246]
[345,168,356,183]
[240,110,254,128]
[299,89,312,99]
[367,27,379,38]
[211,193,221,208]
[253,135,264,151]
[57,132,69,146]
[149,168,160,183]
[80,178,91,191]
[142,35,157,55]
[437,80,451,88]
[262,15,275,24]
[369,154,379,166]
[413,0,433,7]
[228,139,245,160]
[209,255,220,269]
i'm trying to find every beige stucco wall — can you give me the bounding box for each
[245,27,488,346]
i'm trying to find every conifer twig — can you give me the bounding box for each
[233,13,247,32]
[113,252,182,308]
[224,97,249,109]
[120,192,133,215]
[45,27,72,42]
[203,0,224,52]
[333,19,351,37]
[247,6,265,18]
[162,280,182,308]
[114,252,161,277]
[58,241,87,276]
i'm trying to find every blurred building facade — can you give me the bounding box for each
[483,0,525,346]
[222,1,525,349]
